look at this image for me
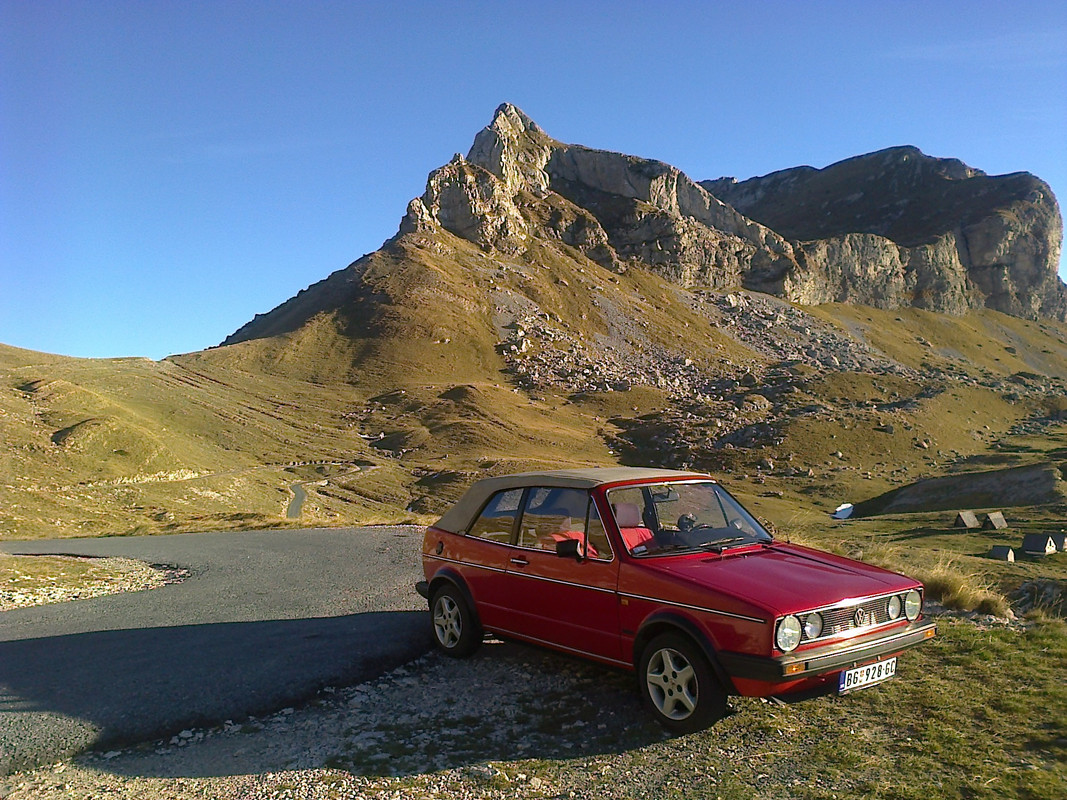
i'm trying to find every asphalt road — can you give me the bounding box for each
[0,527,433,775]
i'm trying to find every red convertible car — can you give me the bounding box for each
[416,467,936,732]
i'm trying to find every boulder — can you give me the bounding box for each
[851,463,1067,517]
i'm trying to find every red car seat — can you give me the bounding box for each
[612,502,655,552]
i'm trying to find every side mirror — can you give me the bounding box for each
[555,538,583,561]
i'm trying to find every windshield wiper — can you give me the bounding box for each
[698,536,754,553]
[644,542,699,554]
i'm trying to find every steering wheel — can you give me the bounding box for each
[678,513,698,532]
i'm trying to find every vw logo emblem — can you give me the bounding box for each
[854,607,868,627]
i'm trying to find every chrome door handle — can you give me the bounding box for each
[510,557,529,566]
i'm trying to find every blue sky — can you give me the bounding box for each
[2,0,1065,360]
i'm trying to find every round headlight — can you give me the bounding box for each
[776,615,802,652]
[887,595,902,620]
[803,612,823,640]
[904,589,921,621]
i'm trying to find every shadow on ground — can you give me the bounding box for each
[80,639,676,781]
[0,611,432,775]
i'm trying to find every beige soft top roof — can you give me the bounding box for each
[433,467,711,534]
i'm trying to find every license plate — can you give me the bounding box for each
[838,657,896,693]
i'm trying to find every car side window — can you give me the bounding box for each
[467,489,523,543]
[607,486,658,554]
[585,499,612,561]
[515,488,613,561]
[518,487,587,550]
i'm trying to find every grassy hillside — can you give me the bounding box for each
[3,216,1067,542]
[0,343,402,537]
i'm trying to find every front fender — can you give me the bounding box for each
[634,610,738,695]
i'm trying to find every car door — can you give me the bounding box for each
[501,487,623,664]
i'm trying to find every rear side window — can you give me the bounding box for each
[467,489,523,543]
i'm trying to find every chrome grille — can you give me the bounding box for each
[806,593,907,642]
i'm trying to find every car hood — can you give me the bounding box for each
[636,543,915,616]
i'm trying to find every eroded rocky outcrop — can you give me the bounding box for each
[705,147,1066,320]
[398,104,1066,322]
[402,154,527,254]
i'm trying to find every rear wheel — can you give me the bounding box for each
[638,632,727,734]
[430,584,481,657]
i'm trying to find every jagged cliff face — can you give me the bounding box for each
[401,104,802,297]
[704,147,1066,320]
[400,105,1065,322]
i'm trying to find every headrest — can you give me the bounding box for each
[612,502,643,528]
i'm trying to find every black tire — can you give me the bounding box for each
[638,632,727,734]
[430,584,482,658]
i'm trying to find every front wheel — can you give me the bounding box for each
[430,584,481,657]
[638,633,727,734]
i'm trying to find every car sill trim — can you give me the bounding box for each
[489,627,631,668]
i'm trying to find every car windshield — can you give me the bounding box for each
[606,481,772,556]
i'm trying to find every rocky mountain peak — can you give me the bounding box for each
[396,105,1065,322]
[466,102,555,197]
[490,102,546,137]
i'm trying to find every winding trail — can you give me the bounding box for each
[286,484,308,518]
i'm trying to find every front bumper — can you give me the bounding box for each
[719,618,936,682]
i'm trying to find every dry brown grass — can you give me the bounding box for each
[851,541,1011,617]
[916,557,1011,616]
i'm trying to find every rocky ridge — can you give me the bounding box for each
[704,147,1066,320]
[402,104,1065,322]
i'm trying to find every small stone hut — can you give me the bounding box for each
[989,545,1015,562]
[982,511,1008,530]
[1021,534,1056,556]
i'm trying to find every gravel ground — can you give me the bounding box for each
[0,556,188,611]
[0,550,1036,799]
[0,604,1042,800]
[0,639,735,800]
